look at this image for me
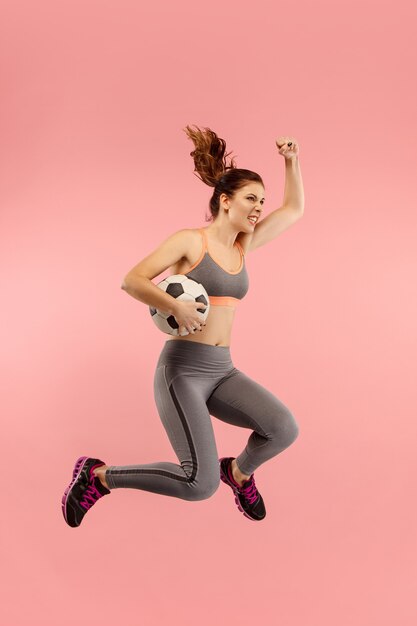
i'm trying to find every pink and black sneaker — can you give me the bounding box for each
[62,456,111,527]
[219,457,266,521]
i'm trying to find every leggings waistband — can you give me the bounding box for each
[156,339,234,372]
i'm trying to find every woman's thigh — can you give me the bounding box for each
[206,367,299,443]
[154,365,221,486]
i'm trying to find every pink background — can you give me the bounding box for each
[1,0,416,624]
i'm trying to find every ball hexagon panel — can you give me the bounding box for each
[149,274,210,336]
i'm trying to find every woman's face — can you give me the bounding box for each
[222,183,265,231]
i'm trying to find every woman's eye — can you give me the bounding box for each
[249,197,263,203]
[248,196,264,205]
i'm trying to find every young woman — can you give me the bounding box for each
[62,125,304,526]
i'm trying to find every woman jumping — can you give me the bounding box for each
[62,125,304,526]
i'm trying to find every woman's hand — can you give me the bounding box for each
[275,136,299,160]
[173,300,208,336]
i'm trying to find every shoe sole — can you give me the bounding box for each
[219,458,260,522]
[61,456,90,525]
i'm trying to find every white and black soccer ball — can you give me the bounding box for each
[149,274,210,336]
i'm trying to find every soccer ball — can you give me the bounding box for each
[149,274,210,336]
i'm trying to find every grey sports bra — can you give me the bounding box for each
[185,228,249,307]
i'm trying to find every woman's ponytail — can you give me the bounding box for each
[183,125,237,187]
[182,124,264,222]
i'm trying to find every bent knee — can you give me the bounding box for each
[272,410,300,447]
[186,477,220,501]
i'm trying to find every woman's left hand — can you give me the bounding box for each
[275,136,299,160]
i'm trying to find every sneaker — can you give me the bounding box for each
[62,456,111,527]
[219,457,266,521]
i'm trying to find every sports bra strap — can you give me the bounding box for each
[199,227,208,251]
[235,240,244,257]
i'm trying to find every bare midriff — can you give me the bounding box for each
[166,228,243,347]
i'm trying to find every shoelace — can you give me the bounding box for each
[237,477,259,505]
[80,479,103,510]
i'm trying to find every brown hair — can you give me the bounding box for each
[183,124,264,222]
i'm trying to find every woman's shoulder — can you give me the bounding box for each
[175,227,204,244]
[166,228,204,259]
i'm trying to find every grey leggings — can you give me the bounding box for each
[105,339,299,500]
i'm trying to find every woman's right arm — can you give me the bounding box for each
[121,229,193,314]
[122,275,179,315]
